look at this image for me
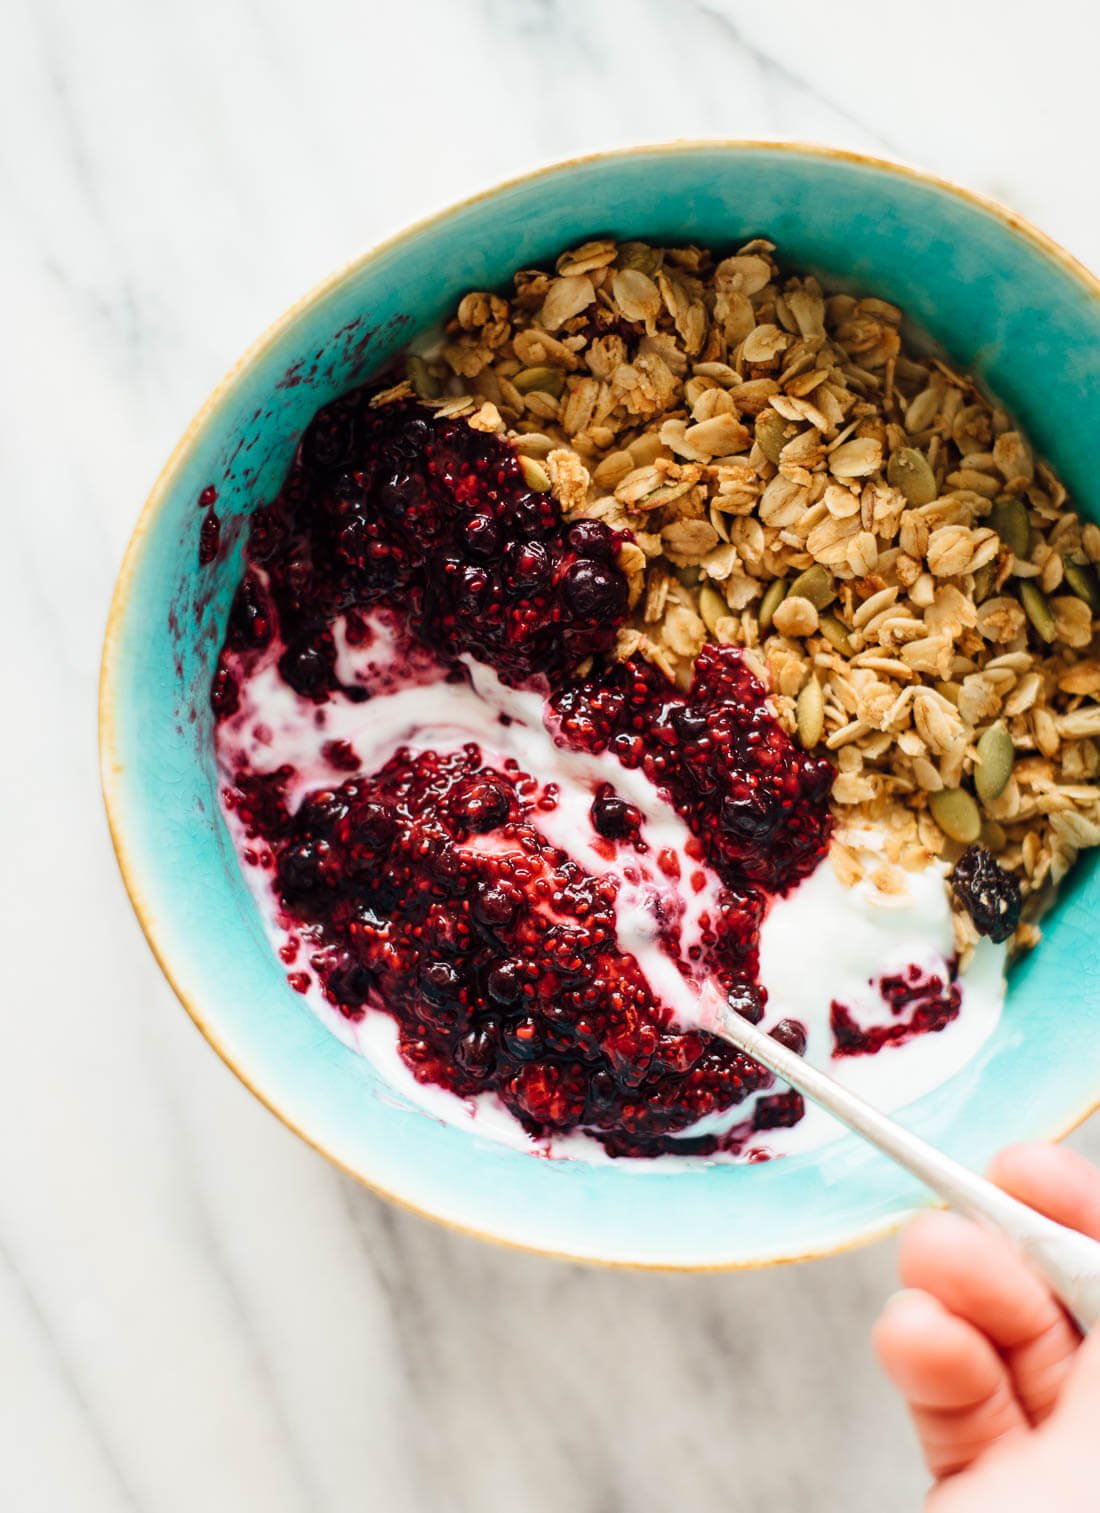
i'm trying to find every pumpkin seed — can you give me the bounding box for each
[980,818,1007,852]
[617,241,661,276]
[886,446,937,505]
[796,676,825,749]
[755,409,788,465]
[518,455,551,492]
[698,584,727,634]
[818,613,854,656]
[972,562,995,602]
[934,680,962,706]
[787,564,836,610]
[989,497,1030,559]
[1064,558,1100,613]
[974,720,1014,804]
[405,353,441,399]
[1020,581,1056,643]
[513,366,565,397]
[929,787,982,844]
[759,577,788,632]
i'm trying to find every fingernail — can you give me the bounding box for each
[882,1287,930,1312]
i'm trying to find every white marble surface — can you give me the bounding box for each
[4,0,1100,1508]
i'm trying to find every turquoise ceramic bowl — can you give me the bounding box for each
[101,143,1100,1268]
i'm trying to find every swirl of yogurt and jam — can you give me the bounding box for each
[211,388,1007,1160]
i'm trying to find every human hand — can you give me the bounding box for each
[873,1142,1100,1512]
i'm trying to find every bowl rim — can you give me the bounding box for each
[100,138,1100,1271]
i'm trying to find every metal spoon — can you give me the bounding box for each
[704,990,1100,1330]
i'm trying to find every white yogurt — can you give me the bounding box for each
[219,613,726,1017]
[671,833,1005,1155]
[217,611,1007,1164]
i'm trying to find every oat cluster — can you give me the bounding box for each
[381,236,1100,952]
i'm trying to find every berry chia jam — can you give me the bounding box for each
[211,388,1006,1159]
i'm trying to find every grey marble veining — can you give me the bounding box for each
[3,0,1099,1509]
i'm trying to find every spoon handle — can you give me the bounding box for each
[710,998,1100,1330]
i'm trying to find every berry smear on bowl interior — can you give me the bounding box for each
[209,237,1100,1161]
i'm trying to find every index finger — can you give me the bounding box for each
[900,1142,1100,1425]
[988,1143,1100,1242]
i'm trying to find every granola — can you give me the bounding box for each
[399,236,1100,955]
